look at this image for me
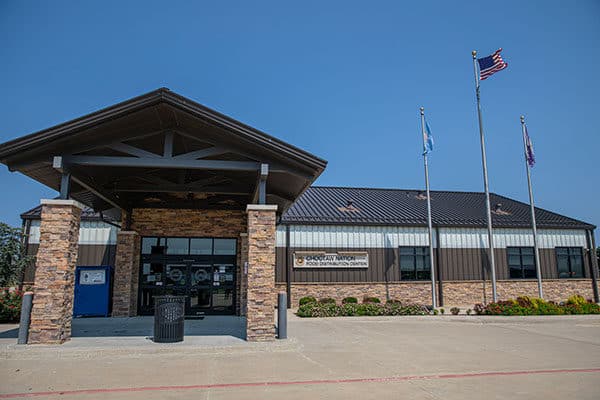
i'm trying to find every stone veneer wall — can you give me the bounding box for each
[246,205,277,341]
[278,279,596,307]
[112,231,141,317]
[28,200,82,344]
[125,208,247,316]
[237,233,249,316]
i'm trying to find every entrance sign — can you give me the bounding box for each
[293,251,369,269]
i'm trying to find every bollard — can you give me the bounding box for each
[17,292,33,345]
[277,292,287,339]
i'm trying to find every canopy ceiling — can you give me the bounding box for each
[0,88,327,214]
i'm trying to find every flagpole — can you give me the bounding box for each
[420,107,437,309]
[472,50,498,303]
[520,115,543,298]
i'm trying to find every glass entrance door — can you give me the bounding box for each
[188,264,212,316]
[138,236,237,316]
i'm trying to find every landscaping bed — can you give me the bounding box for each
[472,295,600,316]
[296,296,430,317]
[295,295,600,318]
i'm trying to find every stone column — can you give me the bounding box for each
[112,231,140,317]
[245,205,277,341]
[237,233,249,316]
[28,199,83,344]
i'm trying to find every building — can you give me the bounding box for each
[2,88,598,344]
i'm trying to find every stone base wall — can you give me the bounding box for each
[276,282,433,307]
[112,231,140,317]
[278,279,596,307]
[246,205,277,342]
[28,200,82,344]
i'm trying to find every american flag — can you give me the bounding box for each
[477,48,508,80]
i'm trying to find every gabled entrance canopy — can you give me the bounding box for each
[0,88,327,215]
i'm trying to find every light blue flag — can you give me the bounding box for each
[423,121,434,154]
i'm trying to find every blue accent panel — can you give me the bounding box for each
[73,266,112,317]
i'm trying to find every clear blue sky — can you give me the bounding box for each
[1,1,599,241]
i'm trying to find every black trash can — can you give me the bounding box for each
[153,295,185,343]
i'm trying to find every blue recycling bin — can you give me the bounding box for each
[73,266,112,317]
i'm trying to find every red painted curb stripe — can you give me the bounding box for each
[1,368,599,399]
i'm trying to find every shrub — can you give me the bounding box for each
[363,297,380,304]
[433,309,439,315]
[296,300,429,318]
[566,295,587,307]
[342,297,358,304]
[450,307,460,315]
[474,297,600,316]
[466,309,472,315]
[298,296,317,306]
[319,297,336,305]
[0,288,22,323]
[386,299,402,304]
[473,303,485,315]
[440,308,445,314]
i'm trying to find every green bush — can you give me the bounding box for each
[298,296,317,306]
[566,295,587,307]
[475,297,600,316]
[0,288,22,323]
[466,309,472,315]
[450,307,460,315]
[319,297,336,304]
[440,308,445,314]
[296,300,429,318]
[363,297,380,304]
[342,297,358,304]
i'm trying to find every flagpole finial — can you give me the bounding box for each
[472,50,477,58]
[520,115,525,123]
[420,106,424,115]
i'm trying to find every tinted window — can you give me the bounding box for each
[166,238,189,255]
[556,247,585,278]
[214,239,237,255]
[399,247,431,281]
[507,247,537,279]
[190,238,213,255]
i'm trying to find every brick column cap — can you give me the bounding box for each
[40,199,85,209]
[246,204,277,212]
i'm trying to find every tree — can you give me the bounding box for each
[0,222,33,287]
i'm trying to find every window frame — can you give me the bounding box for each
[399,246,431,281]
[506,246,537,280]
[555,247,585,279]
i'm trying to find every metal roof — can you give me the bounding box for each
[280,186,595,229]
[22,186,595,230]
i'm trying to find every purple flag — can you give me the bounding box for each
[524,126,535,167]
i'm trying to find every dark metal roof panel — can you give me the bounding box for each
[280,186,595,230]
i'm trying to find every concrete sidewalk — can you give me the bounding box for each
[1,313,599,399]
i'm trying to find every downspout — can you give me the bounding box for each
[435,226,443,307]
[285,224,291,308]
[587,229,599,303]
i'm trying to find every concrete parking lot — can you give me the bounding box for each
[1,313,599,399]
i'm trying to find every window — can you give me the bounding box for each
[213,239,237,255]
[190,238,213,255]
[166,238,189,255]
[556,247,584,278]
[507,247,536,279]
[399,247,431,280]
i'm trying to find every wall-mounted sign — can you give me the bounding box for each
[293,251,369,269]
[80,270,106,285]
